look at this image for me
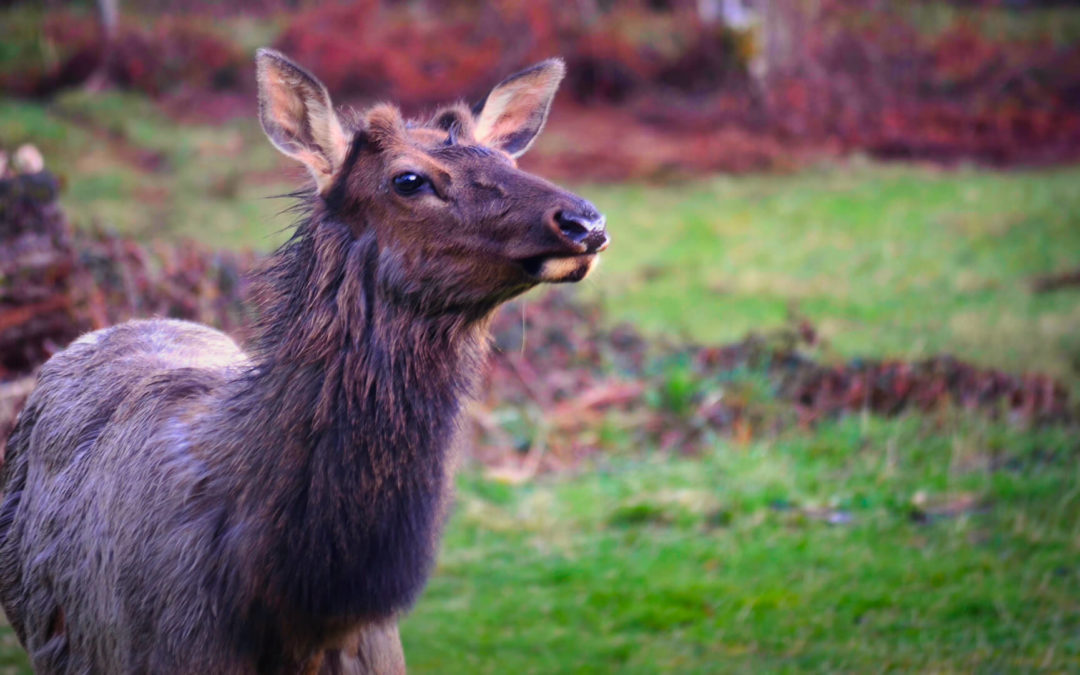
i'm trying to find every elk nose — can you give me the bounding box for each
[554,209,609,253]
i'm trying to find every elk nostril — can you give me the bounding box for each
[554,210,592,244]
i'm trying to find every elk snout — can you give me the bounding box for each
[551,208,609,254]
[523,202,609,283]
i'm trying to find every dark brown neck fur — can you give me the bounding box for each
[203,203,491,657]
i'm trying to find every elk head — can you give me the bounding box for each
[256,49,609,316]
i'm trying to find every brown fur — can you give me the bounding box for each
[0,51,607,673]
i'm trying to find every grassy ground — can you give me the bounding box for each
[1,95,1079,672]
[405,418,1079,673]
[586,164,1080,385]
[0,92,295,250]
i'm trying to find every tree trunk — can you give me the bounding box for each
[84,0,119,92]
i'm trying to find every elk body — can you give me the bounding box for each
[0,50,607,673]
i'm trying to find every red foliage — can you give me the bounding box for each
[763,2,1080,164]
[275,2,510,109]
[0,13,101,96]
[108,17,247,95]
[2,11,248,98]
[272,1,1080,171]
[13,3,1079,173]
[0,168,253,444]
[274,2,750,110]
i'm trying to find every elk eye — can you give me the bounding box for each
[392,172,426,195]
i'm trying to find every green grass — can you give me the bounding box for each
[403,417,1080,673]
[0,92,295,250]
[584,164,1080,385]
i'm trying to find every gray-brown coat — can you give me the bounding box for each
[0,49,607,673]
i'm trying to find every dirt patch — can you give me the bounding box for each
[520,101,825,182]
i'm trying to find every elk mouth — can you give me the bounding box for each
[518,228,608,282]
[517,253,599,283]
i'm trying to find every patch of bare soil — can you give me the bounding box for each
[523,101,831,182]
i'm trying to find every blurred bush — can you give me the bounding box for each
[2,1,1079,167]
[273,1,753,108]
[0,7,247,97]
[759,0,1080,163]
[0,160,254,381]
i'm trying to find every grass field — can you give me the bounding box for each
[587,165,1080,384]
[1,94,1079,672]
[404,418,1080,673]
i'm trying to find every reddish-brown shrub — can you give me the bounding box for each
[108,17,246,95]
[763,2,1080,163]
[0,10,247,98]
[274,2,752,109]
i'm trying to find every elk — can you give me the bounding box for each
[0,49,607,673]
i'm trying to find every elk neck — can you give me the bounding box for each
[207,202,493,629]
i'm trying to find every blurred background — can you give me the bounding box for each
[2,0,1080,671]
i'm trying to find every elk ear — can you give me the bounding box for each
[256,48,348,191]
[473,58,565,158]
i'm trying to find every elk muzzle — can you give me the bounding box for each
[518,203,608,283]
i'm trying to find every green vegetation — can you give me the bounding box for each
[905,3,1080,45]
[1,93,294,250]
[2,95,1079,672]
[0,5,86,82]
[586,165,1080,385]
[405,418,1080,673]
